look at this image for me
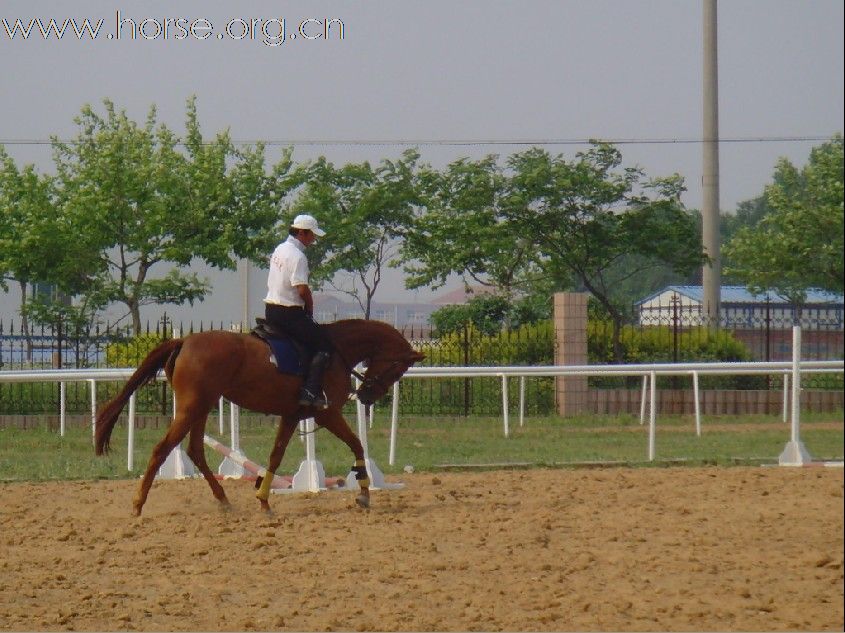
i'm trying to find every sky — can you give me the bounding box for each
[1,0,843,326]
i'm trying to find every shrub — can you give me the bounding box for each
[105,334,166,368]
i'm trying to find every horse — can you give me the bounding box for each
[94,319,425,516]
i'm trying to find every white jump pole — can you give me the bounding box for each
[218,396,225,434]
[230,402,239,452]
[157,389,197,479]
[648,370,657,461]
[389,382,399,466]
[345,368,403,490]
[217,402,249,478]
[59,381,66,437]
[282,417,328,492]
[779,326,812,466]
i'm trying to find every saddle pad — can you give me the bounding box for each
[266,337,305,376]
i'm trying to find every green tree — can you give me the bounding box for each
[430,293,551,336]
[0,147,101,354]
[506,145,705,361]
[402,155,547,297]
[291,150,420,318]
[724,135,844,306]
[52,98,298,334]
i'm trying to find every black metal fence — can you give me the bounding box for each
[637,294,844,362]
[1,303,842,416]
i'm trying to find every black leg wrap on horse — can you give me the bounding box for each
[352,459,370,487]
[254,475,264,490]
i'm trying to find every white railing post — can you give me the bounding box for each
[782,374,789,423]
[779,326,812,466]
[648,371,657,461]
[518,376,526,428]
[127,393,136,472]
[59,381,66,437]
[89,379,96,446]
[389,382,400,466]
[692,371,701,437]
[500,374,509,438]
[639,374,648,425]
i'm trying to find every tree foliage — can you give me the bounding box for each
[0,147,103,346]
[52,98,299,333]
[724,135,844,305]
[402,143,704,360]
[291,150,420,318]
[430,294,551,337]
[402,155,546,296]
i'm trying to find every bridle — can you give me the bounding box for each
[336,350,408,399]
[354,359,406,395]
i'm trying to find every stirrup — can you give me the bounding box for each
[299,389,329,409]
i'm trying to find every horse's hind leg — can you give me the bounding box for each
[186,414,230,510]
[255,416,298,512]
[134,428,188,516]
[315,409,370,509]
[133,402,203,516]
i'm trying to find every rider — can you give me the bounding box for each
[264,214,333,409]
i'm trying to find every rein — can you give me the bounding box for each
[335,348,366,384]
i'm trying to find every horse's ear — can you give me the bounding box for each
[409,351,426,363]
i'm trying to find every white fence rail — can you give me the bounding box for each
[1,327,842,468]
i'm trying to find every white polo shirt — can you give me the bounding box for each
[264,236,309,307]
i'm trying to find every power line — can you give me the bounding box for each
[0,134,836,148]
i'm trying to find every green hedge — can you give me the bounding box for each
[587,322,765,389]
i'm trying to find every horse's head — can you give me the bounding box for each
[356,350,425,406]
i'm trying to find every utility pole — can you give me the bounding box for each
[702,0,721,328]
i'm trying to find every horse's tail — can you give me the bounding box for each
[95,339,184,455]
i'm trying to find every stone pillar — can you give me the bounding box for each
[554,292,589,416]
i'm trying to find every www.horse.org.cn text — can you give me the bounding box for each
[2,12,346,47]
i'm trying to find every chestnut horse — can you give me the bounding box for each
[95,319,424,516]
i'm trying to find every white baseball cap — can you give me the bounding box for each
[290,214,326,237]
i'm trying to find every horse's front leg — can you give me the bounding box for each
[315,409,370,509]
[255,416,298,512]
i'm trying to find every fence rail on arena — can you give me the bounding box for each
[0,326,842,466]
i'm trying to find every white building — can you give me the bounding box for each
[636,285,844,330]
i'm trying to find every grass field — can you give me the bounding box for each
[0,411,842,482]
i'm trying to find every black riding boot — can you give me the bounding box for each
[299,351,331,409]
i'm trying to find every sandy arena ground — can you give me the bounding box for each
[0,467,842,632]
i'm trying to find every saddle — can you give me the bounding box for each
[251,318,309,376]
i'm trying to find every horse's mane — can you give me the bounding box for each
[324,319,411,349]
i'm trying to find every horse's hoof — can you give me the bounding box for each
[355,494,370,509]
[259,500,272,514]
